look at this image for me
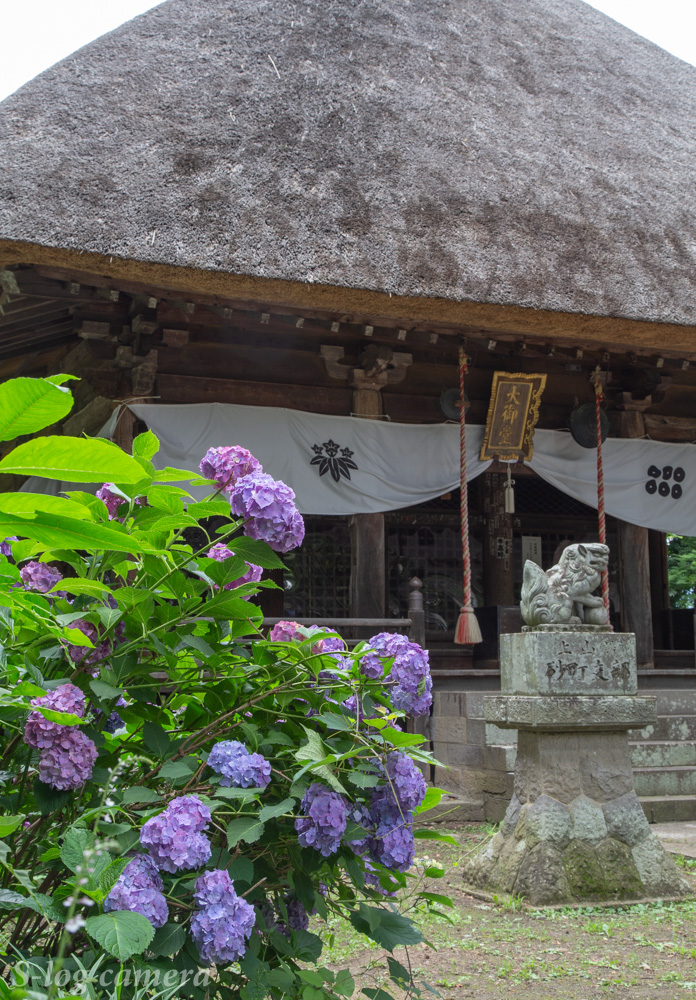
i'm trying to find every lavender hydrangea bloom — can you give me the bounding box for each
[119,854,164,890]
[190,869,256,964]
[0,536,17,558]
[140,795,212,873]
[96,484,126,519]
[370,805,415,872]
[65,620,111,666]
[295,782,348,856]
[207,543,234,561]
[373,752,427,813]
[104,856,168,928]
[24,683,86,749]
[20,561,63,594]
[366,632,433,716]
[200,446,261,491]
[207,740,271,789]
[229,472,305,553]
[321,635,350,669]
[38,729,98,790]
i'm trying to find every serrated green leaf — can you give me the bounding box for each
[0,436,145,482]
[349,905,423,951]
[414,829,459,845]
[226,816,265,847]
[0,889,30,909]
[258,797,295,823]
[142,722,171,758]
[159,760,193,781]
[0,493,92,520]
[122,787,160,805]
[0,814,25,837]
[54,579,114,598]
[418,891,454,907]
[187,500,234,518]
[85,910,154,960]
[0,511,143,554]
[150,921,186,957]
[89,679,123,701]
[132,430,160,462]
[333,969,355,997]
[0,378,74,441]
[414,786,444,815]
[227,536,285,569]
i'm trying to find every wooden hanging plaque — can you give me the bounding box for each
[480,371,547,461]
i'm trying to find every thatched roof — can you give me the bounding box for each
[0,0,695,326]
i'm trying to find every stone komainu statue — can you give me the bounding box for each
[520,542,609,627]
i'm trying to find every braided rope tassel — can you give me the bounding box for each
[454,345,482,645]
[593,369,611,626]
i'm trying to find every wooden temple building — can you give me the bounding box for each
[1,0,696,820]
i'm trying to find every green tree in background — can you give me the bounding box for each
[667,534,696,608]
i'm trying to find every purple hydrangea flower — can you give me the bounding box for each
[190,869,256,964]
[370,803,415,872]
[37,729,98,790]
[364,858,398,897]
[96,484,126,519]
[206,544,263,593]
[104,884,168,928]
[295,782,347,856]
[321,635,350,669]
[140,796,212,873]
[373,752,427,813]
[269,620,301,642]
[118,854,164,890]
[104,855,168,928]
[0,536,17,558]
[65,620,111,666]
[24,683,86,749]
[207,740,271,789]
[366,632,432,716]
[229,472,305,553]
[20,561,63,594]
[347,803,372,854]
[200,446,261,492]
[280,895,309,936]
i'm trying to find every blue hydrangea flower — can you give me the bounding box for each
[0,536,17,558]
[295,782,347,856]
[104,855,168,928]
[229,472,305,553]
[140,795,212,873]
[37,729,98,790]
[190,869,256,964]
[373,751,427,813]
[207,740,271,789]
[65,619,111,666]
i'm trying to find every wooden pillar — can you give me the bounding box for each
[349,379,385,619]
[617,412,654,667]
[480,468,515,606]
[648,530,670,650]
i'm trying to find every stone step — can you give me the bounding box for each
[652,690,696,716]
[633,766,696,798]
[640,795,696,824]
[432,741,516,771]
[629,715,696,742]
[630,741,696,769]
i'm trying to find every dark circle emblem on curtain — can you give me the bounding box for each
[646,465,684,500]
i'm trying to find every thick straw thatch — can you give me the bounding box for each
[0,0,695,325]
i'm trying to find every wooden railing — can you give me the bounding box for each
[261,577,426,647]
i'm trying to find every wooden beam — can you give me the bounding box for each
[156,373,352,414]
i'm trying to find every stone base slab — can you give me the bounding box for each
[485,694,656,731]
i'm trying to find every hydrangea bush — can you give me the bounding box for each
[0,375,451,1000]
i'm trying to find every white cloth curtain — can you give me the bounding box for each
[20,401,696,536]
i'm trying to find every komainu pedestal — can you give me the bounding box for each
[465,630,690,905]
